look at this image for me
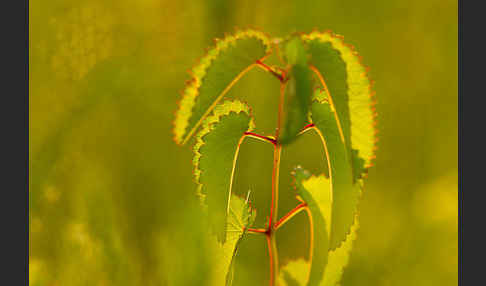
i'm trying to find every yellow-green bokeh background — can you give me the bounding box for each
[29,0,458,285]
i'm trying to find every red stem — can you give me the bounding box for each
[266,235,275,286]
[269,145,281,227]
[246,227,267,234]
[256,60,285,82]
[302,123,315,131]
[274,202,307,230]
[244,132,276,145]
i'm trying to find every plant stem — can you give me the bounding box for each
[274,202,307,230]
[244,132,277,146]
[269,146,282,226]
[266,143,281,286]
[270,73,287,227]
[247,227,267,234]
[266,69,288,286]
[267,232,279,286]
[256,60,285,82]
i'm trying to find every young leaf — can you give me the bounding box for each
[208,193,256,286]
[174,29,271,145]
[309,98,361,250]
[284,36,308,66]
[279,217,359,286]
[193,100,255,243]
[292,167,330,286]
[279,37,313,144]
[301,31,377,181]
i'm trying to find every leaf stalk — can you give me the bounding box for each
[274,202,308,230]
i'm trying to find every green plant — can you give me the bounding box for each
[173,28,377,286]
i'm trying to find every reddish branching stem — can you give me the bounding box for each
[275,202,308,230]
[302,123,315,131]
[266,235,276,286]
[244,132,277,145]
[246,227,267,234]
[239,61,314,286]
[244,202,308,234]
[269,145,282,228]
[256,60,285,82]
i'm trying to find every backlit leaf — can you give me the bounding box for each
[321,217,359,286]
[174,29,271,145]
[308,97,361,250]
[193,100,255,243]
[301,31,377,181]
[291,167,330,285]
[280,165,360,286]
[208,193,256,286]
[279,217,359,286]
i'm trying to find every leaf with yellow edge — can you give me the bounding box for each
[301,31,377,181]
[308,97,362,250]
[291,166,330,286]
[174,29,271,145]
[320,218,359,286]
[193,100,255,243]
[207,193,256,286]
[279,218,359,286]
[280,167,360,285]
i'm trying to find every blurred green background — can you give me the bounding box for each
[29,0,457,285]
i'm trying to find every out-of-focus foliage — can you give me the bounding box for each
[29,0,457,285]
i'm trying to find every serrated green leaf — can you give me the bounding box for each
[193,100,255,243]
[292,167,330,286]
[174,29,271,145]
[279,168,360,286]
[279,38,313,144]
[309,99,361,250]
[279,218,359,286]
[302,31,376,181]
[208,193,256,286]
[321,218,359,286]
